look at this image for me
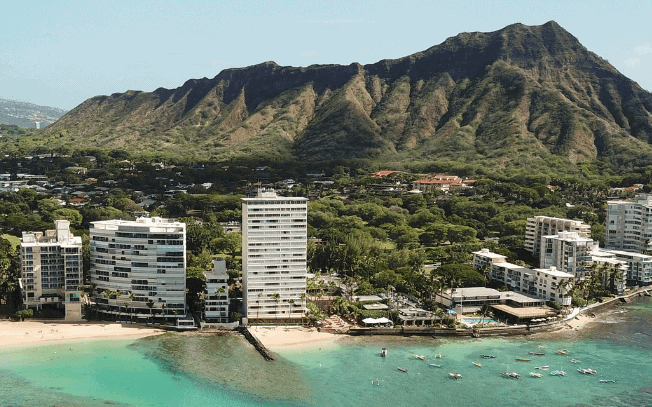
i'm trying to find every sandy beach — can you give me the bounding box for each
[0,321,164,348]
[251,326,346,350]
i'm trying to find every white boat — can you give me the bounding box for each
[435,353,442,359]
[578,368,597,375]
[534,366,549,370]
[429,363,442,368]
[381,348,387,357]
[448,372,462,380]
[529,372,543,378]
[414,354,426,360]
[600,379,616,383]
[550,370,566,376]
[501,371,520,379]
[570,358,580,364]
[472,362,482,368]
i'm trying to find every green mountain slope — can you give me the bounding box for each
[42,21,652,171]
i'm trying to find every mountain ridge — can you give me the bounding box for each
[42,21,652,172]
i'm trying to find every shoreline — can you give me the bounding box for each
[0,320,165,349]
[250,325,346,350]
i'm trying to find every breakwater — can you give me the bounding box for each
[238,326,275,361]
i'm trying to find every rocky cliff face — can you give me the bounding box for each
[46,21,652,169]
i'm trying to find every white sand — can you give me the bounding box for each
[0,321,164,348]
[252,326,346,350]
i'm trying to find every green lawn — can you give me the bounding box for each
[1,234,20,248]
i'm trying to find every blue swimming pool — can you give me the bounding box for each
[464,317,497,324]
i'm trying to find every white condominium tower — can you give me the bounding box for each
[606,194,652,253]
[90,217,187,323]
[524,216,591,258]
[20,220,83,320]
[242,190,307,322]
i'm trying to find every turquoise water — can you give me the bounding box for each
[1,298,652,406]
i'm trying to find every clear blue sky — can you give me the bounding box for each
[1,0,650,110]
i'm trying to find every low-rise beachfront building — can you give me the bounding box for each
[524,216,591,258]
[435,287,547,315]
[533,267,574,306]
[89,217,190,326]
[203,259,229,323]
[598,249,651,288]
[473,249,574,306]
[241,190,308,323]
[19,220,83,320]
[397,307,442,326]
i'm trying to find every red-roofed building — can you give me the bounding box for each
[371,170,404,178]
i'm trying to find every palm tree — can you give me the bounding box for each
[300,292,307,324]
[288,299,295,318]
[273,293,281,323]
[609,264,624,294]
[146,300,155,323]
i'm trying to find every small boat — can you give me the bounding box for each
[570,358,580,363]
[448,372,462,380]
[479,354,496,359]
[472,362,482,368]
[501,371,520,379]
[414,354,426,360]
[600,379,616,383]
[577,368,597,375]
[528,352,545,356]
[515,358,531,362]
[534,366,549,370]
[381,348,387,357]
[556,349,569,355]
[429,363,442,368]
[435,353,443,359]
[529,372,543,378]
[397,367,408,373]
[550,370,566,376]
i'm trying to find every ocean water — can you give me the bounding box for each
[1,297,651,407]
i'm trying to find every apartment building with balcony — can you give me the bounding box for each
[20,220,83,320]
[472,249,573,306]
[606,194,652,253]
[242,190,307,322]
[89,217,188,325]
[524,216,591,258]
[204,259,229,323]
[540,231,599,280]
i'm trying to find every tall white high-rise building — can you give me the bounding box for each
[20,220,83,320]
[241,190,307,322]
[524,216,591,258]
[606,194,652,253]
[90,217,187,323]
[540,231,599,280]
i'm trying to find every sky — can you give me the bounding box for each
[1,0,651,110]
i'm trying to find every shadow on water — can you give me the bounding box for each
[129,332,314,404]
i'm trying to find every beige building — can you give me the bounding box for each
[20,220,83,320]
[524,216,591,258]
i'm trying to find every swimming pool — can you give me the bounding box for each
[464,317,497,324]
